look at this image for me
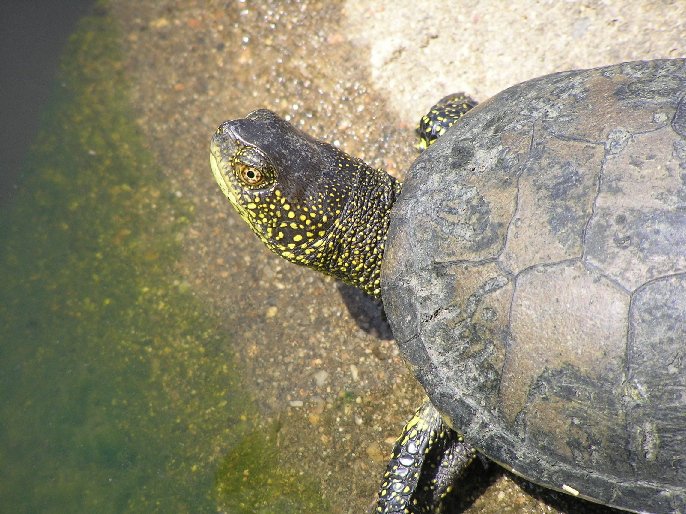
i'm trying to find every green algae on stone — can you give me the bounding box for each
[0,4,329,513]
[215,426,331,514]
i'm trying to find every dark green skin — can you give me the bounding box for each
[212,59,686,514]
[416,93,479,150]
[211,104,475,512]
[211,105,474,513]
[211,109,400,297]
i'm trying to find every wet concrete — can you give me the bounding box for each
[106,0,685,512]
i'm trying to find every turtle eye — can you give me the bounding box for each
[235,163,263,186]
[232,146,275,190]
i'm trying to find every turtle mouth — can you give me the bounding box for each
[210,124,264,228]
[210,124,240,204]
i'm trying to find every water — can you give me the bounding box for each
[0,8,329,513]
[0,0,95,208]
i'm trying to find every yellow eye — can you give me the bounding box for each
[232,146,276,190]
[236,163,264,186]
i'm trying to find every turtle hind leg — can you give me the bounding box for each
[416,93,478,151]
[375,400,477,513]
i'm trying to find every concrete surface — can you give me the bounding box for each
[108,0,685,512]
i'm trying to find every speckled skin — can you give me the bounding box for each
[376,399,476,513]
[211,109,467,513]
[383,59,686,513]
[211,109,401,296]
[416,93,479,150]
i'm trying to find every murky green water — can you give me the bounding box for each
[0,6,329,513]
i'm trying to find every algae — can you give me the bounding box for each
[216,425,330,514]
[0,4,329,513]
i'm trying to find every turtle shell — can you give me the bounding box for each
[382,59,686,513]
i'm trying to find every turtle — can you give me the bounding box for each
[209,59,686,513]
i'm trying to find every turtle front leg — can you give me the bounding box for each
[416,93,478,150]
[375,400,477,513]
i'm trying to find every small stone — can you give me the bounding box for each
[313,369,329,386]
[366,442,385,461]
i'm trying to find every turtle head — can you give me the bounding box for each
[210,109,342,261]
[210,109,401,297]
